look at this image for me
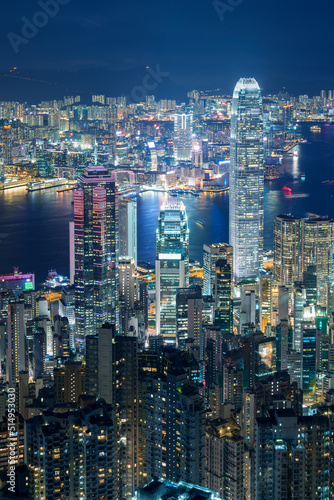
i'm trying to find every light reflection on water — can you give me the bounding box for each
[0,125,334,281]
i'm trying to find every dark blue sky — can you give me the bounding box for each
[1,0,334,98]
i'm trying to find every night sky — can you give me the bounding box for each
[1,0,334,100]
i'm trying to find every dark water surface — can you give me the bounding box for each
[1,124,334,284]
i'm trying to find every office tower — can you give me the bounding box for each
[301,323,317,403]
[205,418,244,500]
[25,402,117,500]
[242,333,276,388]
[7,299,26,386]
[85,334,99,396]
[276,319,293,371]
[214,258,233,336]
[54,361,85,403]
[133,479,221,500]
[255,409,305,500]
[302,265,317,306]
[259,272,273,334]
[146,371,205,486]
[119,197,137,266]
[321,90,327,99]
[293,283,307,351]
[240,289,256,329]
[119,257,136,310]
[0,270,35,298]
[203,243,233,298]
[73,165,118,337]
[229,78,264,281]
[36,149,52,177]
[301,216,334,313]
[155,200,189,343]
[174,110,193,162]
[277,285,289,322]
[176,286,203,354]
[97,323,138,498]
[274,214,301,287]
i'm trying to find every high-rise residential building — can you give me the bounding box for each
[203,243,233,298]
[119,197,137,266]
[54,361,85,403]
[73,165,118,337]
[97,323,138,499]
[174,110,193,162]
[25,402,117,500]
[205,418,244,500]
[155,200,189,343]
[255,409,330,500]
[274,214,301,287]
[301,216,334,313]
[176,286,203,354]
[7,299,26,386]
[146,371,205,486]
[229,78,264,281]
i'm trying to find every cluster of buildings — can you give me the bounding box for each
[0,79,334,499]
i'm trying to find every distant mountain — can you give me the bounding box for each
[0,66,188,103]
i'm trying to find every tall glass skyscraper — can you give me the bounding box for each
[174,110,193,162]
[73,165,118,337]
[155,200,189,343]
[229,78,264,281]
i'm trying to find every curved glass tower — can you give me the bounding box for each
[229,78,264,281]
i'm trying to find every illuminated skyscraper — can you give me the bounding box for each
[229,78,264,281]
[174,110,193,162]
[301,216,334,313]
[73,165,118,337]
[155,200,189,343]
[119,197,137,266]
[203,243,233,299]
[274,214,301,287]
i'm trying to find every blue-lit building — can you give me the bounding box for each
[155,200,189,343]
[229,78,264,281]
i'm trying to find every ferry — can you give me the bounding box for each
[196,219,204,227]
[310,125,321,132]
[301,173,306,181]
[27,178,69,192]
[293,151,299,157]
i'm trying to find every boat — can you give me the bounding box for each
[289,193,309,198]
[191,190,200,197]
[27,178,70,192]
[282,186,292,193]
[196,219,204,227]
[301,173,306,181]
[293,151,299,157]
[310,125,321,132]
